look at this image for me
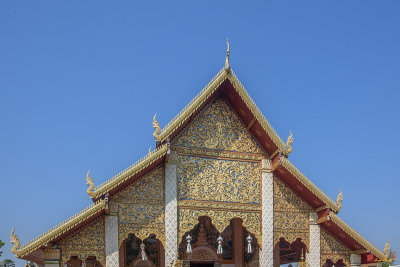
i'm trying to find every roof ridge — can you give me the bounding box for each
[280,156,339,212]
[158,68,228,141]
[330,213,384,260]
[227,71,288,153]
[91,143,168,198]
[16,199,105,257]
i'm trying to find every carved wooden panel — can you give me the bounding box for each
[173,99,264,154]
[59,217,105,266]
[320,228,351,266]
[111,167,165,248]
[178,155,261,204]
[273,177,312,247]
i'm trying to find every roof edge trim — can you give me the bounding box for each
[330,213,384,260]
[15,199,105,258]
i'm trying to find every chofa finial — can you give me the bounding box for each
[153,113,161,141]
[86,170,95,198]
[10,227,21,254]
[384,240,390,260]
[285,130,294,156]
[224,38,230,72]
[336,189,343,211]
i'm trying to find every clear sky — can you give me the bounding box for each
[0,1,399,266]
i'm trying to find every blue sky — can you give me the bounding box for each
[0,1,399,266]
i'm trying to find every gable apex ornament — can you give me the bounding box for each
[224,38,230,72]
[153,113,161,141]
[336,189,343,212]
[86,170,95,198]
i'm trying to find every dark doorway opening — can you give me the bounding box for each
[190,263,213,267]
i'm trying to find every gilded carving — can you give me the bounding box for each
[112,167,164,205]
[173,99,264,154]
[273,177,311,248]
[172,146,265,161]
[178,155,261,204]
[178,200,261,212]
[113,167,165,248]
[320,228,351,266]
[59,217,105,266]
[178,208,261,249]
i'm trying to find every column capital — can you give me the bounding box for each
[309,212,318,225]
[262,158,272,171]
[350,253,361,266]
[166,150,178,164]
[43,248,61,261]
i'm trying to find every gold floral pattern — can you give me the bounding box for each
[178,155,261,204]
[111,167,165,248]
[273,177,311,248]
[178,208,261,248]
[320,229,351,266]
[173,99,264,154]
[59,217,105,266]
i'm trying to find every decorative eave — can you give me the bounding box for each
[89,143,168,199]
[278,156,341,213]
[13,199,105,258]
[329,213,384,260]
[156,68,289,155]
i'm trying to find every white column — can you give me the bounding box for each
[165,151,178,266]
[307,212,320,267]
[44,248,61,267]
[260,158,274,266]
[105,214,119,267]
[350,254,361,267]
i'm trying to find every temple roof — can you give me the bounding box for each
[12,48,385,262]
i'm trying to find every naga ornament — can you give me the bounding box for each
[383,240,390,261]
[336,189,343,211]
[10,227,20,255]
[86,170,95,198]
[153,113,161,141]
[285,130,294,156]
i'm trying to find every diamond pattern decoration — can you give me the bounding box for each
[105,215,119,267]
[260,159,274,266]
[165,162,178,266]
[307,212,320,267]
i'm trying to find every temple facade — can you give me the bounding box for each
[11,44,388,267]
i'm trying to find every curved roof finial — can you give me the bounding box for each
[224,38,230,72]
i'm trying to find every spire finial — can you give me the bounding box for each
[225,38,230,72]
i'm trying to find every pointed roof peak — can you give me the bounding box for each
[224,38,230,72]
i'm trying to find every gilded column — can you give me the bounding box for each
[44,248,61,267]
[307,212,320,267]
[260,158,273,266]
[165,150,178,266]
[105,205,119,267]
[350,254,361,267]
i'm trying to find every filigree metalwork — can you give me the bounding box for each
[59,217,105,267]
[336,189,343,212]
[178,208,261,249]
[10,227,20,255]
[320,228,351,267]
[178,155,261,204]
[86,170,95,198]
[153,113,161,141]
[173,99,264,154]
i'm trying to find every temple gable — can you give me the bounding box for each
[273,177,313,246]
[110,166,165,247]
[58,217,105,266]
[173,99,264,154]
[321,228,351,266]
